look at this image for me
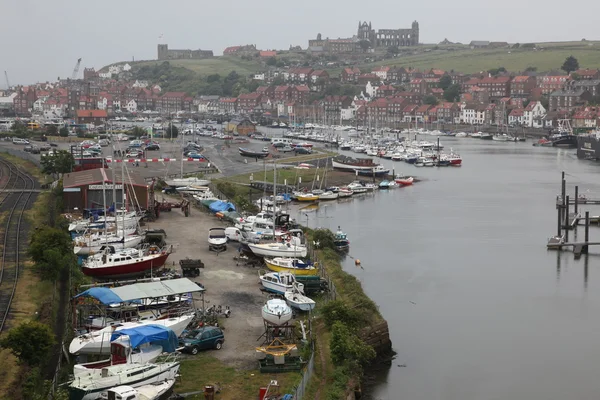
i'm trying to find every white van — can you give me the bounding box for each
[225,227,244,242]
[12,138,29,145]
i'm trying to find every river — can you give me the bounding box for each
[292,137,600,400]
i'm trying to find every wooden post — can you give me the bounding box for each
[564,195,569,242]
[585,211,590,244]
[557,204,562,237]
[561,178,566,220]
[575,185,579,214]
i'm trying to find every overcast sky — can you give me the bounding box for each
[1,0,598,86]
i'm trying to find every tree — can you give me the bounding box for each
[438,74,452,90]
[561,56,579,73]
[59,126,69,137]
[46,125,58,136]
[387,45,400,56]
[358,40,371,52]
[29,226,73,264]
[330,321,376,368]
[570,72,581,81]
[40,150,74,177]
[167,123,179,139]
[206,74,221,83]
[443,84,461,102]
[423,95,439,106]
[272,76,284,86]
[525,66,537,72]
[266,57,277,66]
[0,321,55,366]
[129,126,146,137]
[11,121,27,136]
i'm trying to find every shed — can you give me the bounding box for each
[63,168,149,212]
[226,117,256,136]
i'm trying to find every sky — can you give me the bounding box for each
[1,0,598,86]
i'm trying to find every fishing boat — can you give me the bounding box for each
[208,227,227,252]
[258,271,305,295]
[264,257,318,276]
[284,289,316,312]
[68,361,180,400]
[99,380,175,400]
[379,180,391,189]
[74,233,145,256]
[447,152,462,165]
[262,298,293,326]
[332,155,379,172]
[80,245,171,278]
[355,165,390,176]
[395,176,414,186]
[238,147,270,158]
[68,313,194,355]
[333,227,350,251]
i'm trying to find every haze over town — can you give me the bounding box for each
[2,0,599,84]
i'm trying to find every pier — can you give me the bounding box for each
[547,171,600,258]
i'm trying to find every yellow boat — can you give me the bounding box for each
[264,257,319,276]
[295,193,319,202]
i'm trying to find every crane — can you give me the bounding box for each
[71,58,82,80]
[3,71,9,90]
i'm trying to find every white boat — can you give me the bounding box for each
[80,245,171,278]
[262,298,293,326]
[99,380,175,400]
[492,133,510,142]
[284,289,316,312]
[68,361,180,400]
[318,191,339,200]
[208,227,227,251]
[74,234,145,256]
[248,235,307,258]
[455,132,467,137]
[347,181,367,194]
[165,177,210,187]
[337,188,353,197]
[68,211,141,232]
[259,271,305,295]
[175,185,211,193]
[69,313,194,355]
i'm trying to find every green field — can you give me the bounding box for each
[132,56,263,77]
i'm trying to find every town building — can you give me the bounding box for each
[357,20,419,47]
[157,44,213,60]
[76,109,107,125]
[225,117,256,135]
[510,76,536,97]
[548,89,592,112]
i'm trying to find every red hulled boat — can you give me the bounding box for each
[395,176,414,186]
[81,245,171,278]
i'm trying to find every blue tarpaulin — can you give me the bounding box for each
[110,324,178,352]
[74,287,123,305]
[209,200,236,213]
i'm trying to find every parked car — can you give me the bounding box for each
[24,145,40,154]
[179,326,224,355]
[185,151,205,160]
[12,138,29,145]
[145,143,160,151]
[39,144,51,151]
[294,147,312,154]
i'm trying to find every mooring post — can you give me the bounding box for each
[585,211,590,244]
[557,204,562,237]
[564,195,570,242]
[575,185,579,214]
[561,178,566,220]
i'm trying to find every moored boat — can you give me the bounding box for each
[395,176,414,186]
[379,180,391,189]
[80,245,171,278]
[332,155,379,172]
[333,227,350,251]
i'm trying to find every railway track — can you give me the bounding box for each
[0,159,36,333]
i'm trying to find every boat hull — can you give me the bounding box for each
[284,292,316,312]
[552,135,577,148]
[332,159,378,171]
[262,300,293,325]
[74,235,144,256]
[238,147,269,158]
[81,253,170,278]
[264,259,318,276]
[248,243,307,258]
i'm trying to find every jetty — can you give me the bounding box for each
[547,171,600,258]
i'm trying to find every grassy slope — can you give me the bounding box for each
[108,41,600,81]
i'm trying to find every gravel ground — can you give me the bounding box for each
[149,204,270,369]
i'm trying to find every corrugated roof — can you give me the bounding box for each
[111,278,204,301]
[63,168,147,188]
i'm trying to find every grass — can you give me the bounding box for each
[132,56,263,77]
[175,354,300,399]
[0,153,45,182]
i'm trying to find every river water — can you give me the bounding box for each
[293,138,600,400]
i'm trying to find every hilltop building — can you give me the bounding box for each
[357,20,419,47]
[157,44,213,60]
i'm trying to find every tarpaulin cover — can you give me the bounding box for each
[110,324,178,352]
[73,287,123,305]
[209,200,236,212]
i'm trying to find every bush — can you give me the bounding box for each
[312,228,336,251]
[321,300,362,330]
[0,321,55,366]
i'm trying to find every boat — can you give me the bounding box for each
[69,313,195,355]
[332,155,379,172]
[576,131,600,159]
[337,187,353,198]
[68,211,142,232]
[80,245,171,278]
[258,271,305,295]
[395,176,414,186]
[347,181,367,194]
[318,191,339,200]
[379,180,391,189]
[447,152,463,165]
[295,193,319,202]
[492,133,510,142]
[68,361,180,400]
[551,119,577,148]
[164,177,210,187]
[333,227,350,251]
[208,227,227,251]
[98,380,175,400]
[355,165,390,176]
[264,257,318,276]
[284,289,316,312]
[74,233,145,256]
[480,133,493,140]
[175,185,211,193]
[261,298,293,326]
[248,241,307,258]
[238,147,270,158]
[533,138,554,147]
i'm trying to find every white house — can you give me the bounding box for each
[125,99,137,113]
[32,98,46,112]
[99,72,112,79]
[523,101,546,128]
[341,107,355,121]
[132,80,149,88]
[113,99,122,110]
[197,100,210,113]
[460,103,485,124]
[122,63,131,72]
[365,82,378,98]
[372,66,390,81]
[508,109,526,126]
[253,73,265,81]
[277,102,285,117]
[108,65,122,75]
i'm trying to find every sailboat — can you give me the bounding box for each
[317,160,338,200]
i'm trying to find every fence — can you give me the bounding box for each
[289,341,316,400]
[0,147,41,166]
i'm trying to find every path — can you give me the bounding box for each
[314,322,328,400]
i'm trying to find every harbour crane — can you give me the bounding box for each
[3,71,9,90]
[71,58,82,80]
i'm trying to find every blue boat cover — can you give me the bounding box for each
[209,200,236,212]
[73,287,123,305]
[110,324,178,352]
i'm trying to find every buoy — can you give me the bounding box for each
[355,259,361,266]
